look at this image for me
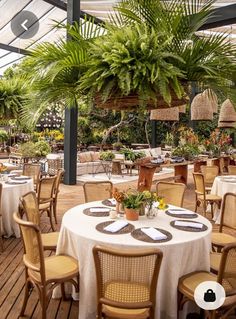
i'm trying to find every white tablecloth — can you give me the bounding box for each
[1,179,34,237]
[211,175,236,223]
[56,202,212,319]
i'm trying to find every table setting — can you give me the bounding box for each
[0,175,34,237]
[55,199,212,319]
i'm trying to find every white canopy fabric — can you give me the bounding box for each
[0,0,235,75]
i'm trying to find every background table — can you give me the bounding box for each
[1,179,34,237]
[211,175,236,223]
[56,201,212,319]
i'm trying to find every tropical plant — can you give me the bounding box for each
[79,22,185,106]
[122,189,146,209]
[18,142,36,157]
[172,144,200,160]
[112,0,236,101]
[120,147,145,162]
[34,140,51,156]
[0,130,8,143]
[99,151,115,161]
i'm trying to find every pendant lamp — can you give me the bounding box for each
[191,93,213,120]
[202,89,218,113]
[150,107,179,121]
[218,99,236,122]
[218,121,236,128]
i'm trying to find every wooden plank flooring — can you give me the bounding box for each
[1,170,236,319]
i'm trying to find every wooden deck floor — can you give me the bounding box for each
[1,171,236,319]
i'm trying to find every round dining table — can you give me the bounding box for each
[211,175,236,223]
[56,201,212,319]
[1,177,34,237]
[54,201,212,319]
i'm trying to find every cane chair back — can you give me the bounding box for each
[200,165,219,186]
[14,213,44,277]
[156,182,186,207]
[228,166,236,175]
[193,173,205,196]
[54,169,64,197]
[93,245,163,319]
[21,191,40,225]
[83,181,113,203]
[219,193,236,231]
[218,243,236,293]
[38,176,56,204]
[0,184,3,251]
[23,164,41,187]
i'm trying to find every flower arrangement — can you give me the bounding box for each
[122,189,146,210]
[142,191,159,209]
[0,164,7,173]
[203,129,232,156]
[178,127,199,146]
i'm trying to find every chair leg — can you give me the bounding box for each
[210,202,214,219]
[0,216,3,252]
[39,286,48,319]
[61,283,67,301]
[202,201,207,217]
[53,201,58,224]
[20,276,31,316]
[47,208,55,232]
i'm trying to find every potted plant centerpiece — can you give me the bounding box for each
[99,151,115,162]
[122,189,146,221]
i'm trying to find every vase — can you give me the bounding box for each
[125,208,139,221]
[146,206,157,219]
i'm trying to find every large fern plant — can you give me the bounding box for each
[79,23,185,105]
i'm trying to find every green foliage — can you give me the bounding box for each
[122,189,146,209]
[120,147,145,161]
[99,151,115,161]
[34,140,51,156]
[0,130,8,143]
[18,142,36,157]
[80,23,184,105]
[172,144,200,160]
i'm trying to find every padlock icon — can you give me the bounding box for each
[204,289,216,302]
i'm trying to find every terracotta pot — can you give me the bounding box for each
[125,208,139,221]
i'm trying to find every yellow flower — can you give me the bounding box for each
[142,190,151,199]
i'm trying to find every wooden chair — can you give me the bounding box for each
[83,181,113,203]
[37,176,57,231]
[228,165,236,175]
[23,163,41,192]
[52,169,64,224]
[0,184,3,252]
[156,181,186,207]
[93,245,163,319]
[13,212,79,319]
[178,243,236,319]
[20,191,59,251]
[211,193,236,252]
[192,173,221,218]
[200,165,219,192]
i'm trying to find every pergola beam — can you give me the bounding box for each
[199,4,236,30]
[42,0,104,25]
[0,43,30,56]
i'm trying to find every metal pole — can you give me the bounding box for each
[151,120,157,148]
[64,0,80,185]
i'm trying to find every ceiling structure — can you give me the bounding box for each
[0,0,236,75]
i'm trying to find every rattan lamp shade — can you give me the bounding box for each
[150,107,179,121]
[191,93,213,121]
[219,99,236,122]
[202,89,218,113]
[178,105,186,113]
[218,121,236,128]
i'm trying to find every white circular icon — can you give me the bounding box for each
[194,281,226,310]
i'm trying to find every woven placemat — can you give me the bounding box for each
[83,207,110,217]
[131,228,172,243]
[96,221,135,235]
[101,199,116,207]
[165,210,198,219]
[170,220,208,232]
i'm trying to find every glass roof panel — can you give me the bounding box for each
[0,0,235,75]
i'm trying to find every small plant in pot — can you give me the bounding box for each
[99,151,115,161]
[122,189,145,221]
[112,142,123,151]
